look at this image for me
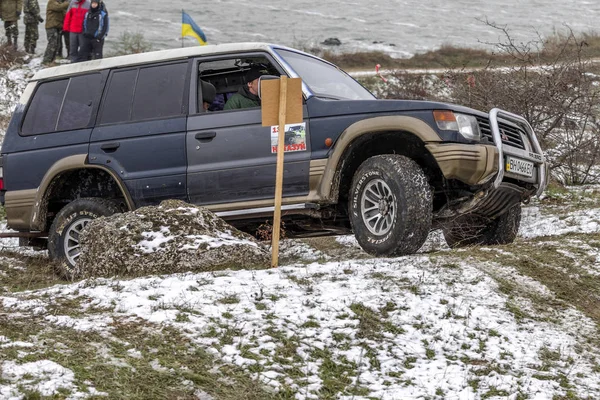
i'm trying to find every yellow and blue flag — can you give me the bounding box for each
[182,11,207,46]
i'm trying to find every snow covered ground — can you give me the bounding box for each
[1,60,600,399]
[1,191,600,399]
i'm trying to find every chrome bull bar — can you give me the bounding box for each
[488,108,547,197]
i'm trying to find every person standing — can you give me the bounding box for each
[23,0,43,54]
[42,0,68,64]
[59,14,69,58]
[0,0,24,49]
[62,0,89,62]
[79,0,107,60]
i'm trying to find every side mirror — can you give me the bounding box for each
[258,75,280,100]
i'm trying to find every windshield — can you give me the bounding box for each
[275,49,375,100]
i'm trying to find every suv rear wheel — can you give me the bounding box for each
[442,204,522,248]
[349,154,433,256]
[48,198,121,276]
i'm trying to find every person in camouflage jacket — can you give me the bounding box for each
[23,0,43,53]
[0,0,23,49]
[42,0,68,63]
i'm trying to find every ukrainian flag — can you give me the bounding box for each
[182,11,207,46]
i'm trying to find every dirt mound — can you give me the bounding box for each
[73,200,270,279]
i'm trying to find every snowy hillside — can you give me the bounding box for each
[1,187,600,399]
[0,62,599,400]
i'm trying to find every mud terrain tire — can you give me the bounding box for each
[442,204,522,248]
[349,154,432,256]
[48,198,121,277]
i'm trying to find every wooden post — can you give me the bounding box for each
[260,76,302,268]
[271,76,288,268]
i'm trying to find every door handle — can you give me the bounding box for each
[194,131,217,141]
[100,142,120,152]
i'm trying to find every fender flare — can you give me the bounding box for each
[317,115,441,200]
[31,154,135,231]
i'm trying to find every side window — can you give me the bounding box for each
[57,73,103,131]
[131,62,188,121]
[197,56,281,113]
[21,79,68,135]
[100,69,137,125]
[100,62,188,125]
[21,73,103,135]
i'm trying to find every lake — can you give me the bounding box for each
[28,0,600,58]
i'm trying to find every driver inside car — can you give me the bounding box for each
[223,66,266,110]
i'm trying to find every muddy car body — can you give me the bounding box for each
[0,43,547,270]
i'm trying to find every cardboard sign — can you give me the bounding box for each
[261,78,303,126]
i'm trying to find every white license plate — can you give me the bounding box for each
[506,156,534,177]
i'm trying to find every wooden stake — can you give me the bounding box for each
[271,76,288,268]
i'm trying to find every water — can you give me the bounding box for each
[24,0,600,59]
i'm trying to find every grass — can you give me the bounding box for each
[218,294,240,304]
[0,250,65,293]
[2,184,600,398]
[318,31,600,71]
[540,183,600,210]
[0,307,291,400]
[349,302,386,340]
[447,233,600,328]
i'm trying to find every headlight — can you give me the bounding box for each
[455,113,481,141]
[433,110,481,141]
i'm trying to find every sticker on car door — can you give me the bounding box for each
[271,123,307,153]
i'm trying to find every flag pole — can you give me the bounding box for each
[181,9,184,48]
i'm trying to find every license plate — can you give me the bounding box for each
[506,156,534,177]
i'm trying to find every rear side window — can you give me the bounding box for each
[132,63,188,120]
[22,80,68,135]
[100,69,137,125]
[57,74,103,131]
[22,73,103,135]
[100,61,188,125]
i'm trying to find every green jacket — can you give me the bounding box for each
[23,0,41,24]
[45,0,68,29]
[223,86,260,110]
[0,0,24,22]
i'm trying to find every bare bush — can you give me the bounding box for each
[449,23,600,184]
[376,72,449,101]
[0,41,26,68]
[377,23,600,184]
[255,220,286,242]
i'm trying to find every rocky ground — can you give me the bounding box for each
[0,185,600,400]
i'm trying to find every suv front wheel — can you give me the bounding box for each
[349,154,433,256]
[48,198,121,276]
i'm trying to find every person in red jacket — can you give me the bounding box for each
[62,0,89,62]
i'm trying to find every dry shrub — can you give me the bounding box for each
[0,41,26,68]
[255,220,286,242]
[376,71,448,101]
[446,23,600,184]
[321,46,502,71]
[407,44,506,69]
[321,50,398,70]
[375,23,600,185]
[108,31,153,57]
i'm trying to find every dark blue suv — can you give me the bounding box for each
[0,43,547,270]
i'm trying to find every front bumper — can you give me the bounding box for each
[427,108,548,196]
[488,108,547,197]
[425,142,499,186]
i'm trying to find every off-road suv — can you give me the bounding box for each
[0,43,547,270]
